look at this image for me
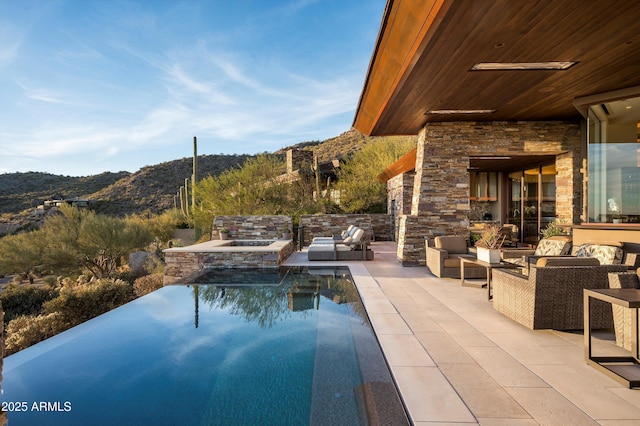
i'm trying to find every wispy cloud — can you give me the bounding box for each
[0,0,384,175]
[0,26,23,67]
[22,87,77,105]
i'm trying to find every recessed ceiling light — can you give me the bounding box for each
[425,109,496,115]
[470,61,577,71]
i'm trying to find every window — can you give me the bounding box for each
[587,97,640,223]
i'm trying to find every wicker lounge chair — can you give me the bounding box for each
[492,257,628,330]
[426,236,486,279]
[608,268,640,352]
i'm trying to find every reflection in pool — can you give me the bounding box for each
[2,267,408,425]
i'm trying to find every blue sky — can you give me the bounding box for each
[0,0,385,176]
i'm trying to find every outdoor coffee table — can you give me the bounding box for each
[460,257,520,301]
[584,288,640,388]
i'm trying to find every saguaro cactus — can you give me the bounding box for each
[192,136,198,208]
[179,179,190,221]
[177,137,199,227]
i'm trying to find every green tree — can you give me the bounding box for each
[0,230,46,283]
[42,205,153,278]
[145,209,182,244]
[336,137,415,213]
[193,154,319,230]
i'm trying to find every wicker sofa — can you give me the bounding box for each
[501,236,572,271]
[426,236,486,279]
[502,239,640,274]
[492,257,628,330]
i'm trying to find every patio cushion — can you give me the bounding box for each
[351,228,365,243]
[341,225,356,238]
[585,240,624,247]
[533,237,572,256]
[574,243,624,265]
[434,236,467,254]
[313,225,361,244]
[307,244,334,251]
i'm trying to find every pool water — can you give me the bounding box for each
[1,267,408,425]
[222,240,275,246]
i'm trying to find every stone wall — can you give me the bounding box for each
[212,215,292,240]
[287,149,314,173]
[164,240,295,284]
[298,214,393,245]
[399,120,582,265]
[387,172,414,241]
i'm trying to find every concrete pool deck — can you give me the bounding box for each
[283,241,640,425]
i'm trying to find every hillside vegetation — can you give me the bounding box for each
[0,171,130,215]
[0,128,416,234]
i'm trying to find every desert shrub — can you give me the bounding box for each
[43,279,134,324]
[0,284,59,324]
[43,276,58,286]
[337,137,416,213]
[5,312,69,356]
[133,273,164,297]
[42,205,154,279]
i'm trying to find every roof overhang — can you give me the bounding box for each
[354,0,640,136]
[377,147,417,182]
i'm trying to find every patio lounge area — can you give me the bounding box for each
[285,241,640,424]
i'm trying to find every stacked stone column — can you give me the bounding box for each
[397,121,582,265]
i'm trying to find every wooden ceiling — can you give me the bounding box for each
[469,155,557,173]
[353,0,640,136]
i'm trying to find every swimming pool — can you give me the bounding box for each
[1,267,408,425]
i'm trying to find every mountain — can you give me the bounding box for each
[275,127,371,162]
[0,129,416,234]
[0,171,131,215]
[86,154,251,217]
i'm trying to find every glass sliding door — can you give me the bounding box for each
[507,171,523,242]
[523,168,540,244]
[506,164,556,245]
[540,164,557,231]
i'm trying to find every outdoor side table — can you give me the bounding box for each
[584,288,640,388]
[460,257,520,301]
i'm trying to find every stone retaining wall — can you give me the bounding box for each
[369,214,393,241]
[298,214,392,246]
[212,215,292,240]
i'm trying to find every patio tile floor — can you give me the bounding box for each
[284,241,640,425]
